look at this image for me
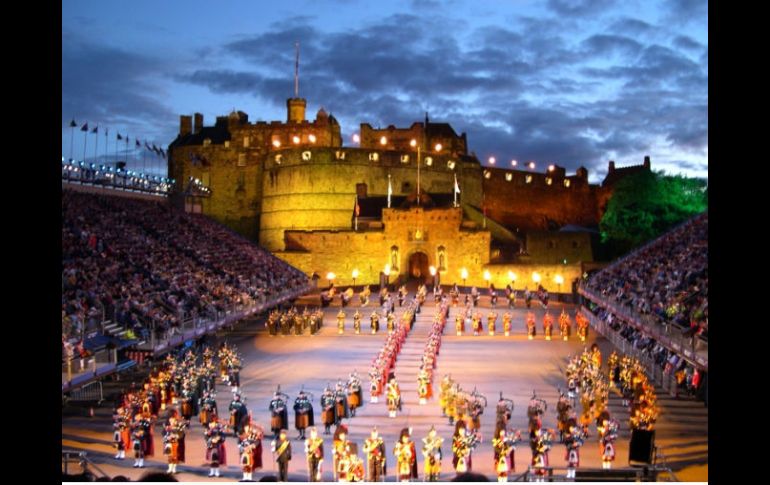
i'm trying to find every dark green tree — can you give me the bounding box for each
[600,170,707,256]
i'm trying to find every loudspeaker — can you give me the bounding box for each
[629,429,655,464]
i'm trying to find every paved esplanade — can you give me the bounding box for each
[61,293,707,481]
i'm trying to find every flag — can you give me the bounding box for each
[81,122,89,132]
[69,119,77,127]
[145,142,152,150]
[135,139,141,147]
[354,195,360,217]
[454,174,461,194]
[387,175,393,208]
[160,149,166,158]
[117,133,123,141]
[152,144,160,154]
[91,125,98,134]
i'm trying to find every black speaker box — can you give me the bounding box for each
[629,429,655,464]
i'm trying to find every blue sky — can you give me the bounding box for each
[62,0,707,182]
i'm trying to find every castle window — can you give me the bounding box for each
[447,160,456,170]
[437,246,447,271]
[483,169,491,179]
[564,179,571,188]
[505,173,513,182]
[237,154,246,167]
[545,177,552,185]
[275,154,283,164]
[425,156,433,166]
[243,136,250,148]
[401,182,412,193]
[390,246,399,272]
[401,154,410,163]
[203,138,211,147]
[335,150,346,160]
[369,152,379,161]
[302,151,312,161]
[224,141,230,148]
[525,175,533,184]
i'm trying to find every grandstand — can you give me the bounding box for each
[62,188,310,391]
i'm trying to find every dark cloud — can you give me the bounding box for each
[581,34,643,58]
[664,0,708,23]
[170,12,706,179]
[672,35,703,52]
[61,33,176,132]
[546,0,617,17]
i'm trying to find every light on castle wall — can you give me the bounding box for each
[528,161,536,169]
[447,160,456,170]
[309,134,316,143]
[435,143,442,152]
[380,136,388,146]
[532,272,541,285]
[511,160,518,167]
[272,140,281,148]
[383,264,391,276]
[548,164,555,172]
[508,271,516,285]
[488,156,496,165]
[352,133,360,144]
[429,266,436,276]
[292,135,301,144]
[483,270,491,282]
[352,269,359,286]
[555,274,563,293]
[410,139,417,147]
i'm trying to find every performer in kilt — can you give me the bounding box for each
[271,429,292,482]
[337,309,346,334]
[452,423,478,473]
[238,423,264,481]
[559,309,571,341]
[387,377,402,418]
[229,392,248,435]
[353,310,362,335]
[321,385,336,434]
[334,381,350,425]
[422,426,443,482]
[332,425,350,481]
[598,418,618,469]
[305,427,324,482]
[526,312,536,340]
[198,389,218,427]
[363,427,387,482]
[488,311,498,336]
[394,428,417,482]
[370,310,380,334]
[294,389,315,440]
[270,388,290,438]
[563,418,584,479]
[493,428,514,482]
[346,372,363,417]
[162,414,188,474]
[502,312,512,337]
[543,311,554,341]
[112,406,131,460]
[205,419,227,477]
[130,414,153,468]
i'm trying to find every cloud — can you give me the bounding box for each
[607,17,655,36]
[546,0,617,17]
[664,0,708,22]
[581,34,643,58]
[672,35,703,52]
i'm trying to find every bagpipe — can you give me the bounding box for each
[527,391,548,421]
[470,388,488,414]
[496,392,514,423]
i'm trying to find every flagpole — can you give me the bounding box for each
[417,145,421,205]
[104,128,108,165]
[83,126,87,163]
[387,173,392,208]
[454,174,458,207]
[94,126,98,163]
[69,121,75,161]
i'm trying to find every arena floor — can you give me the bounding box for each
[61,293,707,481]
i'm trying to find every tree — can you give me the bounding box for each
[600,170,707,256]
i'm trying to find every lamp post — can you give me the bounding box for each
[508,270,516,290]
[352,269,359,287]
[429,265,437,291]
[327,272,336,289]
[532,272,541,289]
[483,270,491,288]
[461,268,468,289]
[554,274,563,301]
[383,264,391,291]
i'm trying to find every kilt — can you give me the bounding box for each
[322,408,335,425]
[296,413,310,429]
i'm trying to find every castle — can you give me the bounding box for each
[168,95,651,292]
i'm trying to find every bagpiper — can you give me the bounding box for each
[526,312,536,340]
[294,389,315,440]
[506,285,516,308]
[238,423,264,481]
[472,312,482,336]
[455,313,464,336]
[398,285,407,306]
[334,381,350,424]
[370,310,380,334]
[199,389,218,427]
[229,392,249,435]
[559,309,571,341]
[363,427,387,481]
[130,413,153,468]
[490,284,498,307]
[422,426,443,481]
[346,372,363,417]
[272,429,292,482]
[360,285,371,307]
[495,392,514,429]
[524,287,532,308]
[543,312,554,341]
[417,366,432,405]
[387,311,395,333]
[337,309,346,334]
[112,406,131,460]
[305,427,324,482]
[452,423,478,473]
[529,428,553,481]
[502,312,512,337]
[488,311,498,336]
[353,310,362,335]
[162,414,187,474]
[320,385,336,434]
[598,418,618,469]
[563,418,584,479]
[387,377,402,418]
[493,428,514,482]
[205,419,227,477]
[332,425,350,481]
[394,428,417,482]
[269,388,290,438]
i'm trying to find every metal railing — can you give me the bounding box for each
[62,159,171,196]
[67,380,104,403]
[62,450,110,480]
[579,287,707,370]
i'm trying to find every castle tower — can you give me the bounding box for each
[287,98,307,123]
